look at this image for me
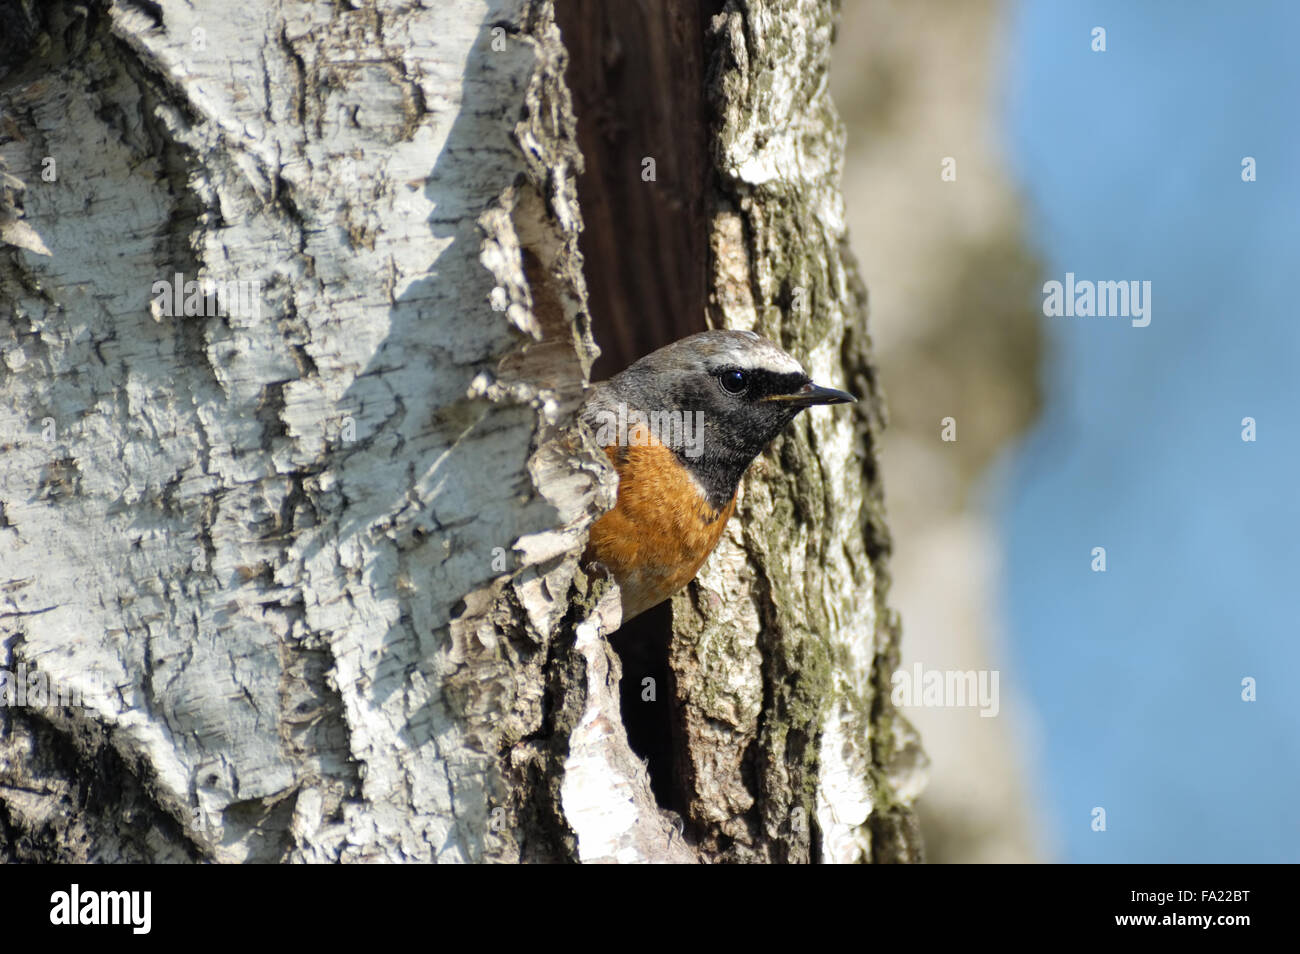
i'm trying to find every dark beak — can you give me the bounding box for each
[763,381,857,408]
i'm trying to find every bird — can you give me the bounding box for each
[581,329,856,622]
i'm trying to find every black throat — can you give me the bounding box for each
[675,397,805,513]
[676,444,756,514]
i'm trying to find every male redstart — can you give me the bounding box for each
[582,329,855,621]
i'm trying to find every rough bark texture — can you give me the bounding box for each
[0,0,921,863]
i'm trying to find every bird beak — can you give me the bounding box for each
[763,381,857,407]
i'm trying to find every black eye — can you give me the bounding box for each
[718,369,748,394]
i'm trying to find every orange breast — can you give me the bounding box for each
[584,439,736,622]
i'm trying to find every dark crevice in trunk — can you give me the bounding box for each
[607,603,678,812]
[555,0,721,379]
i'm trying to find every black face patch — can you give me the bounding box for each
[657,365,813,510]
[709,366,810,401]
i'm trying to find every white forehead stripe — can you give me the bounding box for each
[650,330,810,377]
[718,341,806,375]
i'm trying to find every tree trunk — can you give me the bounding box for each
[0,0,922,863]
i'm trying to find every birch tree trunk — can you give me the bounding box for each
[0,0,923,863]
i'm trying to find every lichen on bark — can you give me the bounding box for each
[666,0,925,864]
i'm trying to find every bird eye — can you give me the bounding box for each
[718,369,748,394]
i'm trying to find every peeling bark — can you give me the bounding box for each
[0,0,621,864]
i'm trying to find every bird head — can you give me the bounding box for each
[583,330,856,510]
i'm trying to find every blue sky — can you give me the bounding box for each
[999,0,1300,862]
